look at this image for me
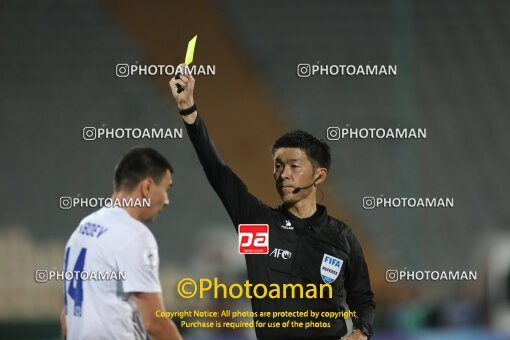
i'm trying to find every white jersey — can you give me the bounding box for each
[64,207,161,340]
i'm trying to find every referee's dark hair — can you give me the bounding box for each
[272,130,331,170]
[114,147,173,192]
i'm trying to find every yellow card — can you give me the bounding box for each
[184,35,197,65]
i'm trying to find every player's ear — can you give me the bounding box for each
[315,168,328,185]
[140,177,152,198]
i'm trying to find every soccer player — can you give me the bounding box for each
[169,68,375,339]
[60,147,182,340]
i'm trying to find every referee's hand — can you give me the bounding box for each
[169,63,195,111]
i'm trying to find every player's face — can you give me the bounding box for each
[273,148,316,204]
[145,169,172,222]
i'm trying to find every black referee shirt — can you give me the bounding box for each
[185,114,375,339]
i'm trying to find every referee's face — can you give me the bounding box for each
[273,148,316,204]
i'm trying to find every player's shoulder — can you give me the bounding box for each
[81,207,153,244]
[96,206,145,227]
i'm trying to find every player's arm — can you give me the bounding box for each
[169,67,268,227]
[135,292,182,340]
[341,329,368,340]
[59,308,66,338]
[117,232,182,340]
[344,229,375,339]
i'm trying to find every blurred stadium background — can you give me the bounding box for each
[1,0,509,339]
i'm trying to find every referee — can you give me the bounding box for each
[169,68,375,339]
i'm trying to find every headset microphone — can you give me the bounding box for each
[292,176,320,194]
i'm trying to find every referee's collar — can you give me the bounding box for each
[279,203,328,230]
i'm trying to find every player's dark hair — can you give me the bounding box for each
[272,130,331,170]
[114,147,173,191]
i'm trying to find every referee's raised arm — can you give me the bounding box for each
[169,64,198,125]
[168,66,267,227]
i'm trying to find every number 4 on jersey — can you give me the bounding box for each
[64,247,87,317]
